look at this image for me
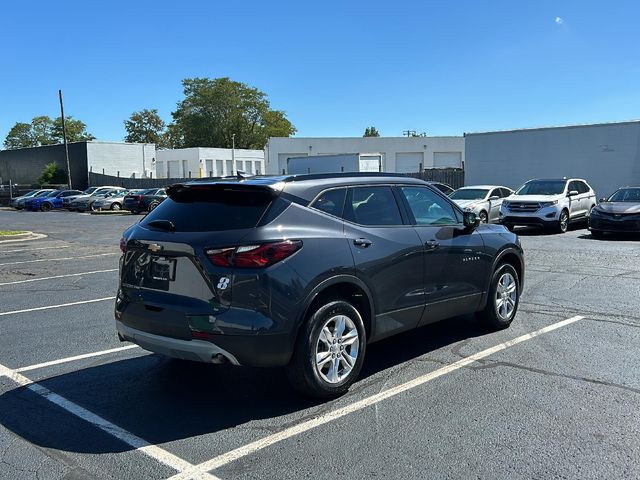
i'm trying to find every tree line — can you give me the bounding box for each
[3,77,389,151]
[3,77,297,151]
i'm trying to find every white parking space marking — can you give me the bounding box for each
[0,297,115,317]
[0,245,71,254]
[168,315,585,480]
[0,252,118,266]
[0,363,221,480]
[0,269,119,286]
[15,345,140,373]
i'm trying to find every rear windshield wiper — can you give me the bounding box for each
[147,219,176,232]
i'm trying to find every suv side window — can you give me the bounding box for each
[489,188,500,199]
[400,186,459,226]
[311,188,346,218]
[344,186,403,226]
[577,182,590,194]
[567,181,579,194]
[500,188,513,197]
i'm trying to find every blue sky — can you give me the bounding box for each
[1,0,639,143]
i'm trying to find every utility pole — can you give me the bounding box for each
[58,90,72,188]
[231,133,236,174]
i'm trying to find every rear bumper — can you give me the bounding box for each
[116,320,241,365]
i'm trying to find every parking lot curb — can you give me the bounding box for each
[90,210,134,215]
[0,231,47,243]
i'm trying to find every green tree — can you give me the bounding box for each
[3,122,34,149]
[170,77,296,149]
[51,116,95,143]
[37,162,67,186]
[124,109,167,146]
[3,115,94,149]
[363,126,380,137]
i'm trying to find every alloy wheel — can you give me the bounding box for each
[315,315,359,384]
[495,272,517,320]
[559,211,568,232]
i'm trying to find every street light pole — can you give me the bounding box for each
[58,90,72,188]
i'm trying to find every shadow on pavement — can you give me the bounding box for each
[577,231,640,241]
[0,314,486,455]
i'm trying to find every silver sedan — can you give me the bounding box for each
[450,185,514,223]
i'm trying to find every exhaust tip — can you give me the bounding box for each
[211,353,228,365]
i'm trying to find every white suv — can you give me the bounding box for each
[500,178,596,233]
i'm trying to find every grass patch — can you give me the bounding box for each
[0,230,27,236]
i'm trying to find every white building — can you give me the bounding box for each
[156,147,264,179]
[465,120,640,198]
[265,137,465,175]
[87,141,156,179]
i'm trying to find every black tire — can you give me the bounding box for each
[286,300,366,398]
[110,202,121,211]
[591,230,604,239]
[40,202,52,212]
[479,210,488,224]
[130,210,139,215]
[556,209,569,233]
[477,263,520,330]
[90,202,99,212]
[148,201,159,212]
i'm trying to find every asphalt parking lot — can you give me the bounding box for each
[1,208,639,480]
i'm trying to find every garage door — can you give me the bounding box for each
[395,152,424,173]
[167,161,180,178]
[433,152,462,168]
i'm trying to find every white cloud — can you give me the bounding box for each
[555,16,564,25]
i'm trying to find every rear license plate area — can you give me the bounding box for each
[150,256,176,282]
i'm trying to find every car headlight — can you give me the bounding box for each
[590,208,602,216]
[540,200,558,207]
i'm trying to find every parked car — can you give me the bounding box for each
[500,178,596,233]
[11,189,55,209]
[63,186,124,211]
[71,188,127,212]
[122,188,167,214]
[116,173,524,397]
[427,181,455,196]
[589,186,640,237]
[91,190,129,211]
[451,185,514,223]
[24,189,84,211]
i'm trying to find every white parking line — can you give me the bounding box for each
[0,269,119,286]
[167,315,585,480]
[0,297,115,317]
[0,252,118,266]
[0,363,220,480]
[15,345,140,373]
[0,245,71,254]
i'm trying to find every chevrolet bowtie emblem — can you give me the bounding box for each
[148,243,162,252]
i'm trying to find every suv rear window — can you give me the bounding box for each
[141,187,274,232]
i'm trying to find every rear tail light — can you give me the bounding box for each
[119,237,127,253]
[136,195,142,204]
[205,240,302,268]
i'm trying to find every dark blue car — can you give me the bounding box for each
[25,189,84,211]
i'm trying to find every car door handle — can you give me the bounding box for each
[426,240,439,249]
[353,238,372,248]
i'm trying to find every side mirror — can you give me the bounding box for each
[488,195,500,201]
[463,211,480,229]
[568,190,579,197]
[598,197,606,203]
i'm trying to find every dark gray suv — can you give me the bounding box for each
[116,174,524,397]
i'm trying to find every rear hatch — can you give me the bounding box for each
[118,182,283,338]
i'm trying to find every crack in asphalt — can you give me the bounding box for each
[470,359,640,395]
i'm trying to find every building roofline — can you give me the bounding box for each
[268,136,463,140]
[464,119,640,136]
